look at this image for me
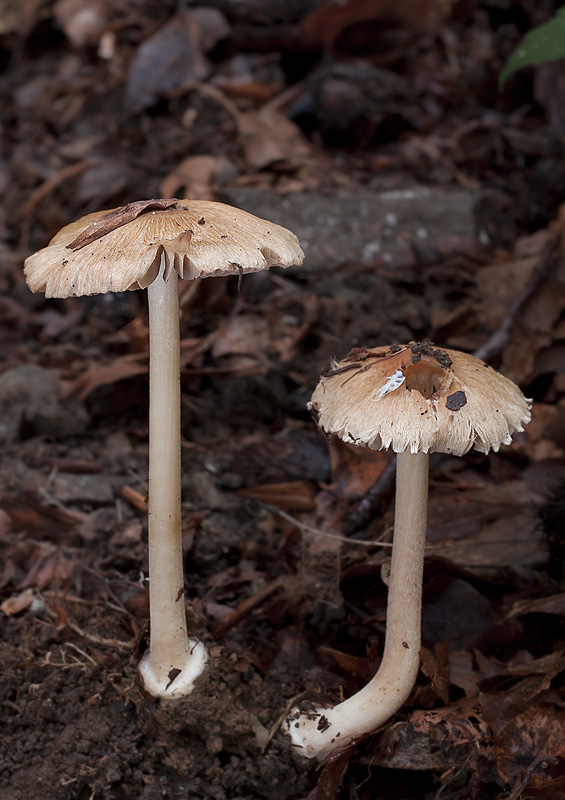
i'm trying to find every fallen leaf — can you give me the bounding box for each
[301,0,459,52]
[238,106,312,171]
[125,11,211,113]
[328,436,388,499]
[476,256,538,331]
[159,155,235,200]
[54,0,109,48]
[211,314,270,362]
[507,593,565,619]
[61,354,148,402]
[17,548,60,591]
[236,481,316,511]
[0,496,96,541]
[1,587,35,616]
[480,674,565,786]
[411,702,491,747]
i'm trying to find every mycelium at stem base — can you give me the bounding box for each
[138,269,208,698]
[286,450,429,759]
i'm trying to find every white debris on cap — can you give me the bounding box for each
[24,199,304,298]
[310,343,532,456]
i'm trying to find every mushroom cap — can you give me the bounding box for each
[310,343,532,456]
[24,198,304,298]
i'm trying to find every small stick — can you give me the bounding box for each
[500,754,558,800]
[343,458,397,536]
[262,692,307,753]
[257,501,394,548]
[212,577,284,640]
[474,232,561,364]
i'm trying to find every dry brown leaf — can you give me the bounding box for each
[0,496,96,541]
[418,642,450,705]
[411,703,491,746]
[317,645,373,682]
[54,0,109,48]
[265,294,321,363]
[211,314,270,361]
[1,587,35,616]
[328,436,389,499]
[125,11,211,113]
[301,0,459,52]
[448,649,483,698]
[62,354,148,402]
[507,593,565,619]
[238,106,312,171]
[476,256,538,331]
[501,279,565,384]
[505,650,565,678]
[17,548,60,591]
[236,481,316,511]
[159,155,236,201]
[480,675,565,786]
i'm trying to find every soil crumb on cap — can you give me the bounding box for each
[446,390,468,410]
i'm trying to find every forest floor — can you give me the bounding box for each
[1,1,565,799]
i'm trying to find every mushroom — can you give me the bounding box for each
[24,198,304,698]
[286,342,531,758]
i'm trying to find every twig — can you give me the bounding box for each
[43,600,132,651]
[211,577,284,640]
[262,692,307,753]
[343,458,397,536]
[474,232,562,364]
[256,501,394,548]
[16,160,92,248]
[498,754,558,800]
[65,619,133,651]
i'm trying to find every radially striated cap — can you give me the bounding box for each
[24,198,304,298]
[309,342,532,456]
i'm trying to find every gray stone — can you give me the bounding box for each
[52,472,119,505]
[0,365,90,445]
[223,186,476,270]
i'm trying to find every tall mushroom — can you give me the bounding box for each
[286,342,531,757]
[24,198,304,698]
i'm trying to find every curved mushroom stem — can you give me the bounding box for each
[285,450,429,758]
[138,269,208,698]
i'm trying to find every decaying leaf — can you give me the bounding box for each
[61,354,148,402]
[236,481,316,511]
[1,587,36,616]
[301,0,459,52]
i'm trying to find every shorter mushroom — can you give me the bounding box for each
[286,342,531,758]
[24,198,304,698]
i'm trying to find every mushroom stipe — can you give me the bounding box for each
[24,198,304,699]
[285,342,531,758]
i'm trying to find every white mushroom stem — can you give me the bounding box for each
[138,268,208,698]
[286,450,429,758]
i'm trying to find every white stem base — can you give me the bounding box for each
[138,638,208,698]
[285,451,429,758]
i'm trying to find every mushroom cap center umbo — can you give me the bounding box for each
[402,359,453,399]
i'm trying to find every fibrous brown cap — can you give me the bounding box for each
[24,198,304,298]
[310,343,532,456]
